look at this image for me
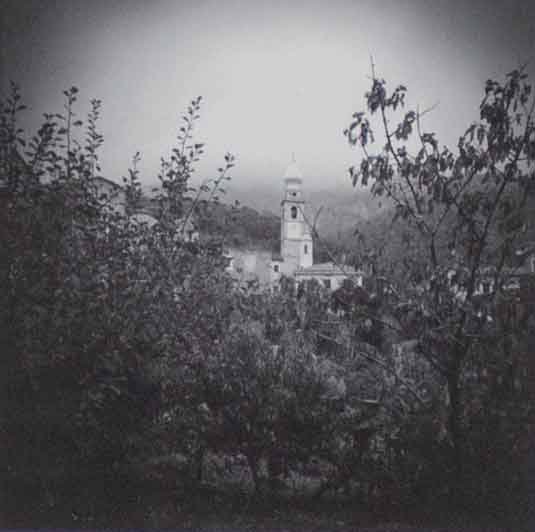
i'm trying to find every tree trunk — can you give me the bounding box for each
[246,451,260,494]
[195,446,205,484]
[447,369,463,496]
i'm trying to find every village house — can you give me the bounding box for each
[90,176,126,215]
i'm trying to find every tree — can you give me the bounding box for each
[0,82,238,515]
[345,64,535,501]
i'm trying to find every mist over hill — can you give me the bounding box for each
[142,177,393,256]
[224,179,387,240]
[225,179,376,214]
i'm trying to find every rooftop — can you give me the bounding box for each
[91,175,123,190]
[296,261,362,276]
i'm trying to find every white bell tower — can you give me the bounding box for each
[280,156,313,274]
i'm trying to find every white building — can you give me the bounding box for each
[271,160,313,284]
[270,159,363,292]
[294,261,363,291]
[223,158,364,292]
[225,247,273,287]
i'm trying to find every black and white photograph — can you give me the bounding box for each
[1,1,535,530]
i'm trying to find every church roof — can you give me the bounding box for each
[295,262,362,277]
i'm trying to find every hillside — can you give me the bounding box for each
[141,180,389,255]
[225,180,383,219]
[222,180,389,257]
[197,201,280,251]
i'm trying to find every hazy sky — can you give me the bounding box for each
[2,0,535,192]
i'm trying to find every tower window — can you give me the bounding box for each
[291,192,297,196]
[304,244,308,255]
[290,206,298,219]
[273,264,279,272]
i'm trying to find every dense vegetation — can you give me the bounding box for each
[135,191,281,251]
[198,202,280,251]
[1,69,534,529]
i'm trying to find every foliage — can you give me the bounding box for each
[198,202,280,251]
[1,83,386,518]
[0,83,234,511]
[345,64,535,504]
[1,67,534,527]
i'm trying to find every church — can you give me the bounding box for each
[227,158,364,292]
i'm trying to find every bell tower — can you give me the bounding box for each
[280,157,313,273]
